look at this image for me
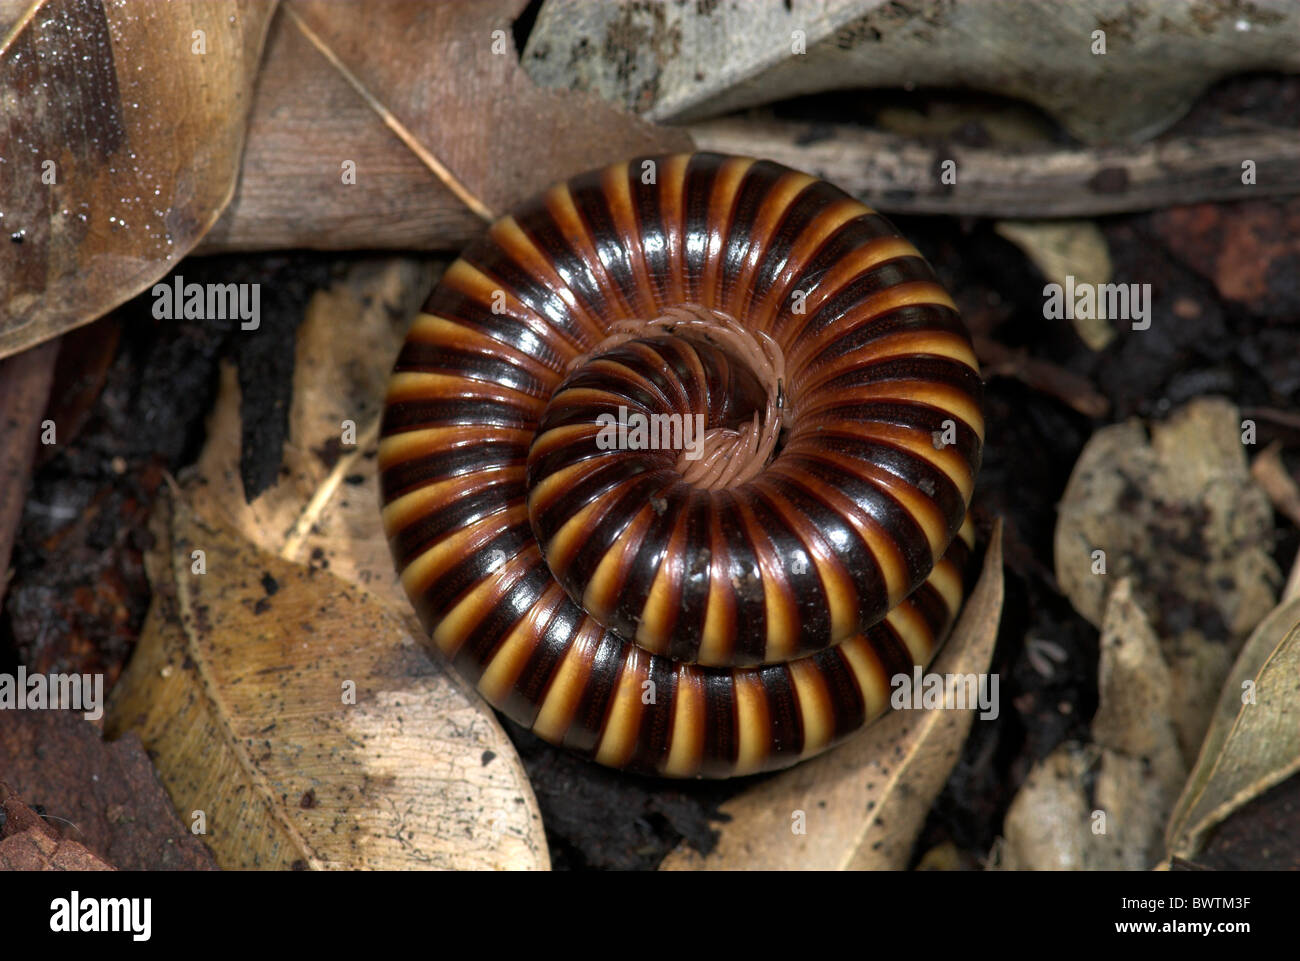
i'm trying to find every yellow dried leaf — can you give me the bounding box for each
[106,496,548,870]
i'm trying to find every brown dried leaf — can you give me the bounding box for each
[197,10,483,254]
[1166,595,1300,859]
[660,522,1003,871]
[105,493,549,870]
[1152,199,1300,319]
[0,711,216,870]
[283,0,692,221]
[0,0,277,359]
[1091,582,1187,795]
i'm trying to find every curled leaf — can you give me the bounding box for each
[1166,596,1300,859]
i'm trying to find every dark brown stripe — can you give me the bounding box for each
[629,657,680,772]
[564,630,630,753]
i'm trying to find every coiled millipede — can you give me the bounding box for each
[379,153,983,778]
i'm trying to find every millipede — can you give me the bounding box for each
[378,153,984,778]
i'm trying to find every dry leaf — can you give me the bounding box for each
[996,742,1099,871]
[0,0,276,358]
[1000,580,1185,870]
[105,494,549,870]
[660,522,1003,870]
[1166,595,1300,859]
[186,257,434,597]
[1091,582,1186,798]
[174,257,550,869]
[197,9,483,254]
[1054,397,1280,759]
[993,221,1115,350]
[1091,583,1187,869]
[283,0,692,221]
[1152,200,1300,318]
[524,0,1300,143]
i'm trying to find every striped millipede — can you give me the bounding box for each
[379,153,984,778]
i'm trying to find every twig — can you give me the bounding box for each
[1242,406,1300,437]
[1250,442,1300,605]
[0,339,60,607]
[973,335,1109,419]
[1251,442,1300,531]
[689,116,1300,218]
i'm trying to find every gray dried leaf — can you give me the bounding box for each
[1054,397,1280,760]
[524,0,1300,143]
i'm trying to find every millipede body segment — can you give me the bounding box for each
[379,153,984,778]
